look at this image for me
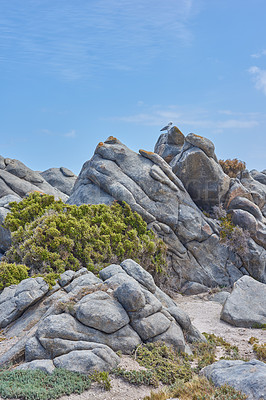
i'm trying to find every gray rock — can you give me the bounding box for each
[208,291,230,305]
[130,312,171,341]
[0,277,49,328]
[181,281,209,295]
[148,321,186,352]
[99,264,126,280]
[114,281,146,312]
[53,347,120,374]
[0,220,11,252]
[37,313,141,354]
[171,146,230,210]
[185,133,216,159]
[250,169,266,185]
[167,306,206,343]
[41,167,77,196]
[228,196,264,221]
[221,276,266,327]
[75,291,130,333]
[120,259,156,293]
[64,272,102,293]
[154,126,185,163]
[201,359,266,400]
[25,337,51,361]
[16,360,55,374]
[0,194,21,208]
[154,287,177,308]
[58,270,76,287]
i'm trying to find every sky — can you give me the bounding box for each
[1,0,266,176]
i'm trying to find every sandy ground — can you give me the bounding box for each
[0,294,265,400]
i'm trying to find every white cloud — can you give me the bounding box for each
[251,50,266,58]
[64,130,76,138]
[249,66,266,95]
[110,104,261,132]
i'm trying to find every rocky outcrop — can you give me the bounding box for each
[40,167,77,196]
[201,359,266,400]
[220,276,266,327]
[0,157,70,253]
[155,129,230,210]
[0,259,204,373]
[67,136,266,287]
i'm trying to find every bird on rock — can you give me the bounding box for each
[160,122,173,132]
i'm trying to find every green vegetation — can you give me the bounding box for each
[219,158,246,178]
[135,342,192,385]
[1,193,167,289]
[113,367,159,387]
[0,262,29,290]
[253,343,266,361]
[0,368,110,400]
[169,376,248,400]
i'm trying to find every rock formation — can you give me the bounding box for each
[67,134,266,287]
[0,259,204,373]
[0,156,75,253]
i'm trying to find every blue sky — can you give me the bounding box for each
[1,0,266,175]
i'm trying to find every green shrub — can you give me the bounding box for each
[113,367,159,387]
[253,343,266,361]
[3,193,167,278]
[0,262,29,291]
[170,375,248,400]
[136,342,192,385]
[0,368,93,400]
[219,159,246,178]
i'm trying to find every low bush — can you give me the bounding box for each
[253,343,266,361]
[136,342,192,385]
[113,367,159,387]
[0,368,100,400]
[0,262,29,291]
[219,159,246,178]
[2,193,167,280]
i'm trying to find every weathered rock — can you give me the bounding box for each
[36,312,141,355]
[250,169,266,185]
[64,271,102,293]
[16,359,55,374]
[41,167,77,196]
[167,306,206,343]
[239,170,266,211]
[170,146,230,210]
[53,347,119,374]
[130,312,171,341]
[180,281,209,296]
[208,291,230,305]
[0,158,68,201]
[75,291,130,333]
[58,270,76,287]
[0,259,205,373]
[114,281,146,312]
[0,277,49,328]
[154,126,185,163]
[221,276,266,327]
[201,359,266,400]
[120,259,156,293]
[67,137,249,288]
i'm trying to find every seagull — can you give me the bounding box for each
[160,122,173,132]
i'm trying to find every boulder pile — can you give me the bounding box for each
[0,259,204,374]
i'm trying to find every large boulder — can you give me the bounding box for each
[154,126,185,163]
[169,133,230,210]
[201,359,266,400]
[67,137,248,288]
[40,167,77,196]
[0,277,49,328]
[0,157,68,202]
[0,260,204,374]
[220,276,266,327]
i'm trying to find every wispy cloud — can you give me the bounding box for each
[251,50,266,58]
[110,104,262,132]
[0,0,197,80]
[40,129,77,138]
[249,66,266,95]
[64,130,76,138]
